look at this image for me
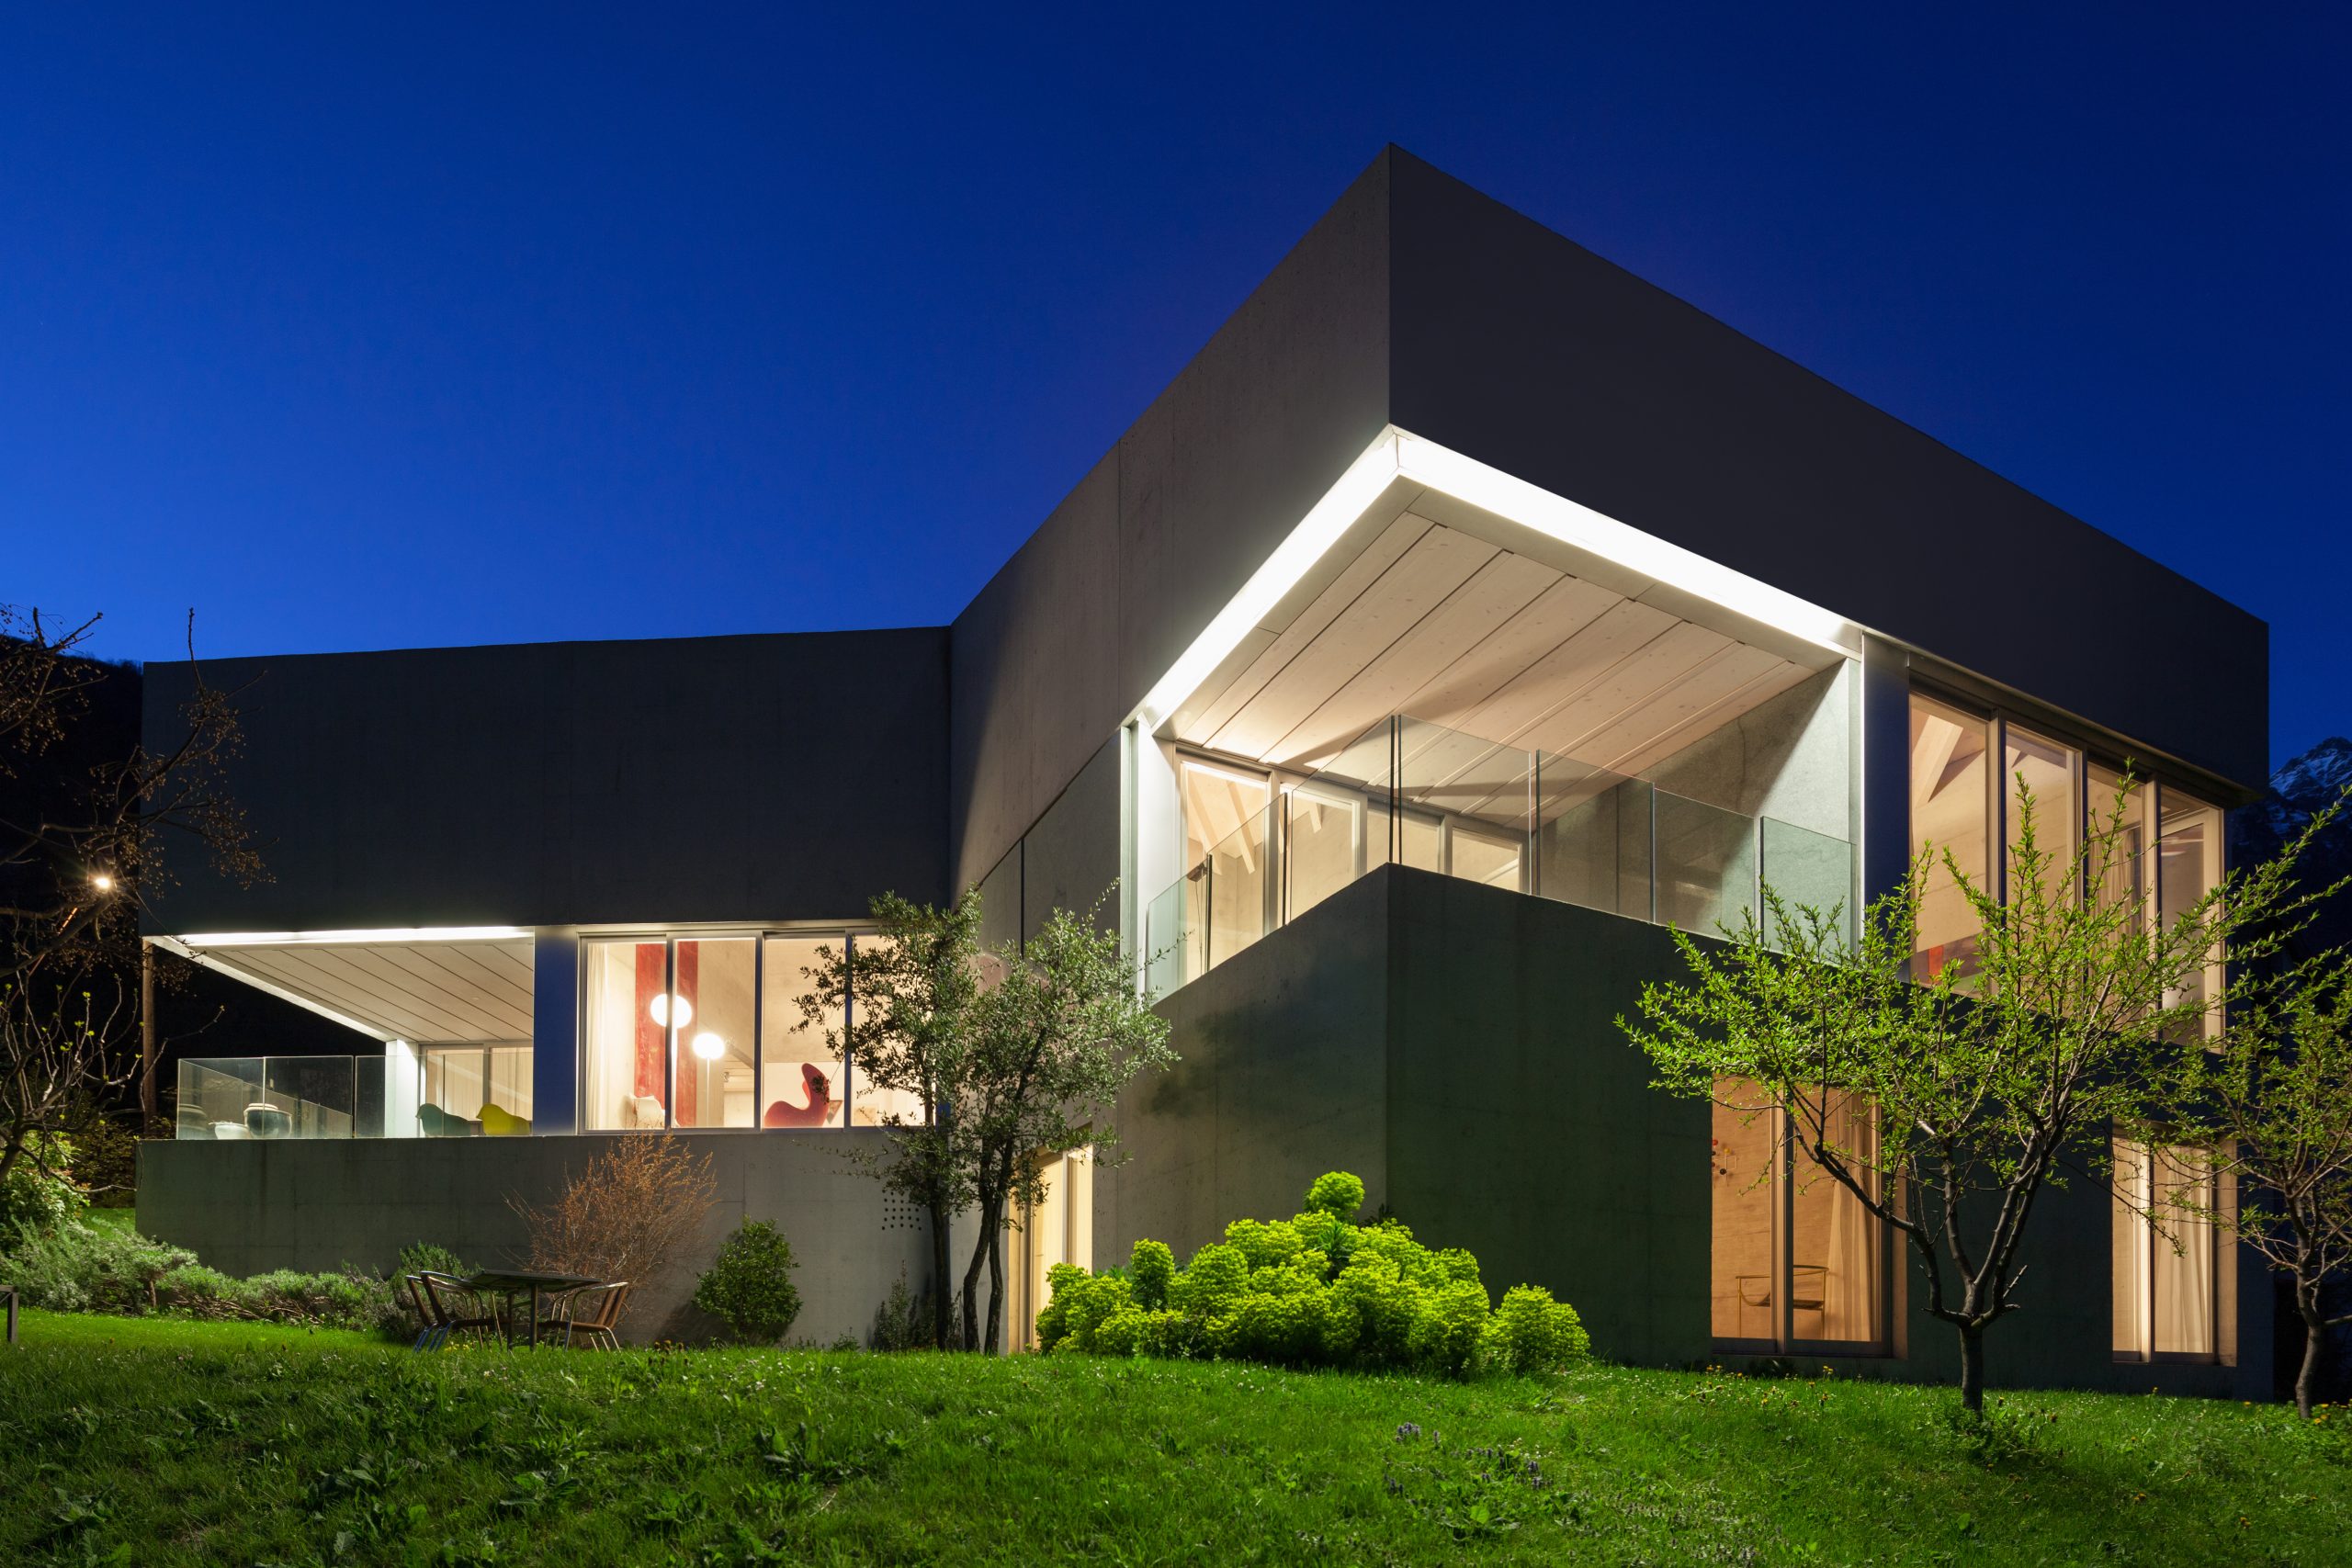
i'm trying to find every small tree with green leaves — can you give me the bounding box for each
[797,890,984,1353]
[2173,943,2352,1417]
[956,899,1176,1354]
[1621,781,2322,1412]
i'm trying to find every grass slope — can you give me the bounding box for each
[4,1311,2347,1565]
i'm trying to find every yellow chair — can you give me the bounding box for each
[479,1102,531,1136]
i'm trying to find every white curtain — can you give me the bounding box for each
[1818,1095,1877,1343]
[2153,1147,2214,1356]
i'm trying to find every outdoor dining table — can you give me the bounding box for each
[458,1270,602,1348]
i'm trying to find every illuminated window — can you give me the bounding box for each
[1908,694,1989,979]
[1711,1080,1885,1352]
[581,931,908,1132]
[2111,1139,2223,1360]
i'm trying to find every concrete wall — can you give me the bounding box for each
[142,627,951,934]
[139,1132,930,1347]
[1115,863,2269,1394]
[946,157,1394,893]
[1385,150,2266,791]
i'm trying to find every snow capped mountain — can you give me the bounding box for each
[2268,737,2352,830]
[2234,737,2352,959]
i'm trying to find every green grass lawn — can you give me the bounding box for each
[4,1311,2346,1566]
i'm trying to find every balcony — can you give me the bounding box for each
[1144,715,1852,998]
[175,1055,384,1140]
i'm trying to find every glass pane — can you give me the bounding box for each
[424,1047,488,1122]
[1396,718,1532,887]
[1449,824,1521,889]
[1284,782,1365,921]
[1759,818,1853,950]
[1711,1082,1775,1343]
[2158,789,2224,1039]
[760,935,846,1129]
[263,1055,355,1138]
[175,1057,263,1139]
[673,938,755,1129]
[1142,878,1192,1000]
[2087,763,2148,931]
[1656,791,1756,935]
[1536,768,1651,918]
[2004,725,2080,907]
[489,1045,534,1125]
[1910,694,1989,979]
[2151,1145,2215,1356]
[848,933,927,1128]
[1790,1092,1881,1347]
[2110,1138,2151,1357]
[582,939,671,1130]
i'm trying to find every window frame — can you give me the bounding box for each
[1711,1097,1895,1359]
[575,926,880,1134]
[2110,1137,2230,1365]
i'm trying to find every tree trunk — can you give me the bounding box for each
[927,1198,952,1351]
[1958,1324,1987,1414]
[984,1222,1005,1355]
[2297,1303,2326,1421]
[959,1192,999,1352]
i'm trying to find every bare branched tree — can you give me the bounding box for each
[0,604,262,1193]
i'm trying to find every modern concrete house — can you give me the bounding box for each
[140,149,2269,1392]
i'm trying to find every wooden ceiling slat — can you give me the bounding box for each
[1208,525,1498,760]
[369,945,531,1040]
[1181,513,1434,742]
[229,948,444,1043]
[1265,551,1561,772]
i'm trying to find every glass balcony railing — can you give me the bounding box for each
[175,1055,383,1140]
[1145,714,1854,999]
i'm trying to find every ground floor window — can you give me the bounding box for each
[2111,1138,2225,1361]
[580,931,924,1133]
[1712,1080,1887,1353]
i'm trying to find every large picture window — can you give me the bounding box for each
[2111,1138,2225,1360]
[1711,1079,1887,1353]
[582,931,906,1133]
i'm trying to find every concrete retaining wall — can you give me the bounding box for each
[138,1130,932,1347]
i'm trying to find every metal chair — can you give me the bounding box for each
[549,1280,630,1349]
[406,1271,501,1350]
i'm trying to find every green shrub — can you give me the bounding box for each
[1128,1238,1175,1309]
[1,1134,87,1233]
[1032,1171,1594,1380]
[1481,1284,1592,1375]
[3,1219,403,1332]
[692,1219,802,1344]
[1304,1170,1364,1219]
[1408,1276,1491,1377]
[870,1268,938,1350]
[395,1240,474,1279]
[3,1218,191,1312]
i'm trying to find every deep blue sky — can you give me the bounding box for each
[4,5,2345,769]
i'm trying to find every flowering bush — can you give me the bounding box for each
[1035,1172,1590,1378]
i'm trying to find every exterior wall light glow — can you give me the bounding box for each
[1129,426,1858,736]
[690,1031,727,1061]
[175,926,530,949]
[89,873,115,892]
[650,993,694,1029]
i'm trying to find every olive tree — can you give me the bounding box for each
[956,901,1174,1354]
[797,890,985,1352]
